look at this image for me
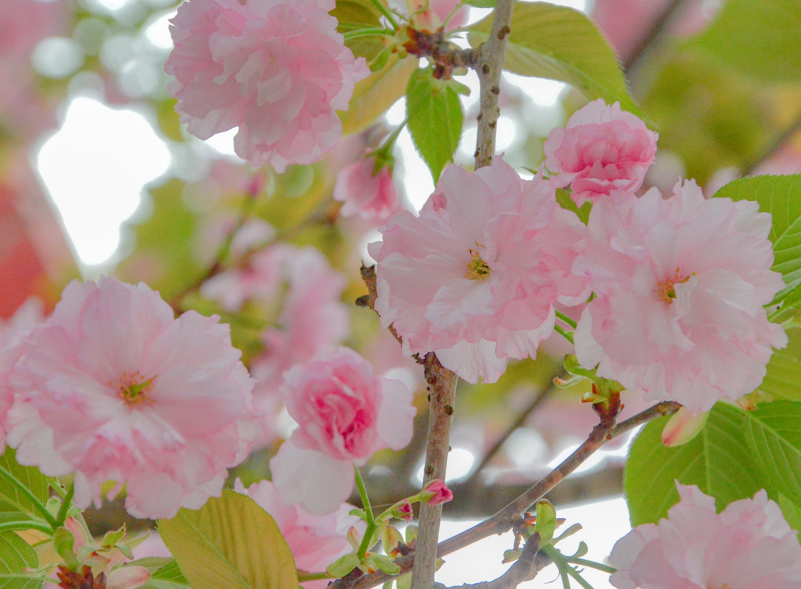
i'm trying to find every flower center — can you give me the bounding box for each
[465,248,490,281]
[116,372,155,407]
[656,268,693,304]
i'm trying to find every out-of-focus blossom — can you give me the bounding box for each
[0,297,44,453]
[334,157,400,224]
[573,181,787,413]
[391,0,467,30]
[369,157,588,384]
[270,347,415,515]
[164,0,369,172]
[235,479,360,584]
[610,483,801,589]
[420,480,453,505]
[544,99,658,207]
[6,277,261,519]
[201,245,282,312]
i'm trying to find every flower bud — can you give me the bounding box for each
[420,480,453,506]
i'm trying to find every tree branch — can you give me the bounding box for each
[446,533,550,589]
[623,0,692,73]
[741,111,801,176]
[347,400,681,589]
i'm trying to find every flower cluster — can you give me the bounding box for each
[610,483,801,588]
[3,278,261,519]
[372,100,787,411]
[164,0,369,172]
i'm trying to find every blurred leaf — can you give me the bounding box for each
[714,174,801,303]
[688,0,801,83]
[743,400,801,506]
[555,188,591,224]
[144,560,192,589]
[341,56,418,135]
[0,532,39,589]
[406,67,463,181]
[333,0,386,61]
[625,402,762,526]
[468,2,643,118]
[158,490,297,589]
[0,447,55,522]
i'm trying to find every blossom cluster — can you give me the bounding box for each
[372,99,788,413]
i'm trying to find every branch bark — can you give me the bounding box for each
[446,533,550,589]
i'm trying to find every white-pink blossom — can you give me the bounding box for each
[368,157,589,384]
[544,99,658,207]
[333,157,400,224]
[0,297,44,453]
[270,347,415,515]
[164,0,369,172]
[201,245,282,312]
[6,278,261,519]
[235,479,360,584]
[573,181,788,413]
[610,483,801,589]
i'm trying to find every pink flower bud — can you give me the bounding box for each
[392,500,414,522]
[422,481,453,506]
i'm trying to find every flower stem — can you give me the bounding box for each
[355,467,376,559]
[298,572,335,582]
[369,0,400,30]
[555,310,578,329]
[55,484,74,528]
[564,557,616,574]
[553,324,574,344]
[344,28,395,41]
[0,520,56,534]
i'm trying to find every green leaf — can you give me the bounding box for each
[714,175,801,303]
[0,448,55,522]
[145,560,192,589]
[406,67,463,181]
[0,531,40,589]
[326,553,360,578]
[687,0,801,83]
[332,0,385,61]
[743,400,801,506]
[625,402,762,526]
[341,56,418,135]
[555,188,591,225]
[467,1,643,118]
[758,347,801,402]
[778,494,801,537]
[158,490,298,589]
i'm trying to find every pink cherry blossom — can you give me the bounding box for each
[610,483,801,589]
[270,347,415,515]
[164,0,370,173]
[6,277,261,519]
[421,480,453,505]
[368,157,589,384]
[573,181,788,413]
[0,297,44,453]
[235,479,361,584]
[333,157,401,224]
[543,99,658,207]
[201,245,282,312]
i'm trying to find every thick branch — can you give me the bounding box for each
[623,0,692,73]
[447,534,550,589]
[473,0,514,168]
[348,400,681,589]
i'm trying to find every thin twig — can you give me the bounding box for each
[347,400,681,589]
[446,534,550,589]
[741,112,801,176]
[623,0,692,73]
[462,378,559,489]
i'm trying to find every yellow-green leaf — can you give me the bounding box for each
[158,490,297,589]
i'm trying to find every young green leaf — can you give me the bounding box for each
[341,56,418,135]
[0,531,40,589]
[625,402,763,526]
[143,559,192,589]
[687,0,801,83]
[555,188,592,225]
[406,67,464,181]
[332,0,386,61]
[714,174,801,304]
[158,490,298,589]
[778,494,801,536]
[0,448,56,524]
[757,346,801,403]
[467,1,644,119]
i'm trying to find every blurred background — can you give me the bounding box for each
[1,0,800,586]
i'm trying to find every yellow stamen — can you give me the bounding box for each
[656,268,694,304]
[465,249,490,281]
[115,372,156,406]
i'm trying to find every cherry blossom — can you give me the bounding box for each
[164,0,369,172]
[369,157,589,384]
[420,480,453,505]
[6,278,261,519]
[270,347,415,515]
[610,483,801,589]
[235,479,361,585]
[200,245,283,312]
[543,99,658,206]
[333,156,401,224]
[573,181,788,413]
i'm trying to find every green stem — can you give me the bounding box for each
[0,520,55,534]
[564,557,616,575]
[0,468,58,528]
[344,28,394,41]
[55,484,74,527]
[298,572,334,582]
[369,0,400,30]
[355,468,376,559]
[555,310,578,329]
[553,324,574,344]
[566,566,596,589]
